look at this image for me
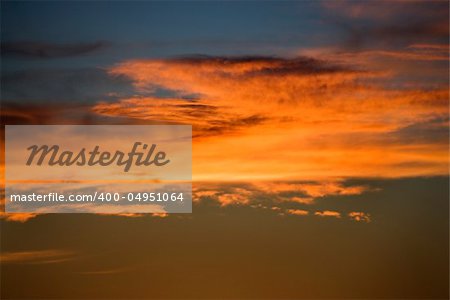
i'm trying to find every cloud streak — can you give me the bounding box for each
[0,249,74,264]
[1,41,109,58]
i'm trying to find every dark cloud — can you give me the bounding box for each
[324,0,449,50]
[169,55,355,76]
[392,116,449,145]
[0,103,99,125]
[340,20,449,50]
[0,102,163,125]
[1,68,135,104]
[193,114,268,138]
[1,41,109,58]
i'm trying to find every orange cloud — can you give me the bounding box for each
[92,55,448,181]
[0,249,74,264]
[315,211,341,218]
[151,213,168,218]
[0,212,37,222]
[348,211,371,223]
[286,209,309,216]
[217,188,252,206]
[290,196,314,205]
[250,181,371,207]
[192,180,371,208]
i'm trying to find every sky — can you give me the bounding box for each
[1,1,449,299]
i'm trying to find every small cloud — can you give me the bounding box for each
[193,190,219,201]
[290,196,315,205]
[314,210,341,218]
[193,185,253,207]
[253,181,370,202]
[348,211,371,223]
[286,209,309,216]
[0,212,37,222]
[151,213,168,218]
[99,213,145,218]
[217,193,251,206]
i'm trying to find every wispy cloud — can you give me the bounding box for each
[0,249,74,264]
[322,0,448,49]
[1,41,109,58]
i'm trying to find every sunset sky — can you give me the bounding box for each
[1,1,449,299]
